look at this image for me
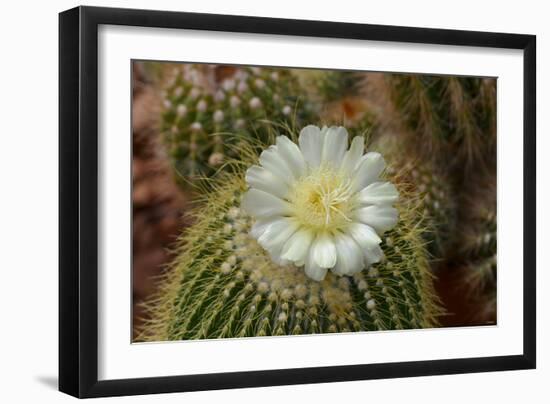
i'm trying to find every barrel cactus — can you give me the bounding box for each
[314,70,363,103]
[137,127,442,341]
[371,134,456,258]
[159,64,316,180]
[455,178,497,321]
[307,70,375,128]
[387,74,496,170]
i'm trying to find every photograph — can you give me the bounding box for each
[131,61,497,342]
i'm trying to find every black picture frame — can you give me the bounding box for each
[59,5,536,398]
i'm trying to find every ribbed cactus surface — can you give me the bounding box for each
[138,149,442,341]
[457,181,497,319]
[387,75,496,169]
[159,65,316,180]
[372,135,456,257]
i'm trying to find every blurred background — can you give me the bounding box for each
[131,61,496,339]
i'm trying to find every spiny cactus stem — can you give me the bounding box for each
[138,142,442,341]
[221,288,255,338]
[170,255,220,313]
[172,272,222,335]
[196,277,243,339]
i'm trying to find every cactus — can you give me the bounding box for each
[394,158,455,259]
[387,74,496,171]
[314,70,363,103]
[371,134,456,259]
[384,74,497,318]
[159,64,317,181]
[306,70,376,129]
[455,178,497,322]
[137,135,443,341]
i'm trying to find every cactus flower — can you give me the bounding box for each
[242,125,399,281]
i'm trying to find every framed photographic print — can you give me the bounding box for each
[59,6,536,398]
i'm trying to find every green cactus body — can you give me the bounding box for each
[398,159,455,258]
[138,147,442,341]
[159,65,316,180]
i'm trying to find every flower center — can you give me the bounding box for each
[289,165,355,232]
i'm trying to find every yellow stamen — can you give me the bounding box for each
[289,165,355,232]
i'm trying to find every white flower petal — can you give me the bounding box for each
[354,205,399,233]
[357,181,399,206]
[347,222,382,251]
[245,165,289,199]
[298,125,325,168]
[305,250,328,281]
[242,189,291,218]
[352,152,386,192]
[270,254,291,266]
[281,227,315,263]
[346,223,385,266]
[276,136,306,179]
[364,244,384,266]
[331,232,365,276]
[311,232,337,269]
[250,216,279,239]
[340,135,365,174]
[257,218,299,255]
[259,145,294,184]
[321,126,348,167]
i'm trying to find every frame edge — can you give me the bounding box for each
[58,5,537,398]
[522,34,536,369]
[58,5,81,398]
